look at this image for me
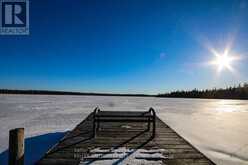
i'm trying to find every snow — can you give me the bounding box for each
[0,95,248,165]
[80,147,166,165]
[81,159,163,165]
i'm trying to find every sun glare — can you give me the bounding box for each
[212,52,234,72]
[208,46,240,74]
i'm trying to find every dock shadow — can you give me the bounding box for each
[85,130,154,165]
[0,132,66,165]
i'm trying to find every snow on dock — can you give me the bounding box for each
[37,109,216,165]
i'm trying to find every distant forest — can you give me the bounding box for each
[1,83,248,100]
[0,89,153,97]
[158,83,248,100]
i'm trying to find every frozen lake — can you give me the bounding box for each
[0,95,248,165]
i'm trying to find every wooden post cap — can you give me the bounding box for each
[9,128,24,165]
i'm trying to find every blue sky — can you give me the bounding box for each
[0,0,248,94]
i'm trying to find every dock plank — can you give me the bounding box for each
[37,111,215,165]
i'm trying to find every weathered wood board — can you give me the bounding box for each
[37,111,216,165]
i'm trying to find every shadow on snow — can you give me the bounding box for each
[0,132,66,165]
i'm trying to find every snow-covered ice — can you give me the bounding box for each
[0,95,248,165]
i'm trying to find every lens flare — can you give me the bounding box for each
[208,45,241,74]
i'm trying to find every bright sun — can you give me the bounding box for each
[208,47,240,73]
[212,53,233,72]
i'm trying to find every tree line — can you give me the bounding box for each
[1,83,248,100]
[0,89,153,97]
[158,83,248,100]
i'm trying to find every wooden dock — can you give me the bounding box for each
[37,108,216,165]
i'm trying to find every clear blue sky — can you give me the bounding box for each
[0,0,248,94]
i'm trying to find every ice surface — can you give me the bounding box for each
[0,95,248,165]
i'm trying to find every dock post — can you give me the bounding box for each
[152,112,156,137]
[93,113,96,138]
[93,107,99,138]
[149,107,156,138]
[147,116,151,131]
[9,128,24,165]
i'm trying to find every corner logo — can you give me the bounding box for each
[0,0,29,35]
